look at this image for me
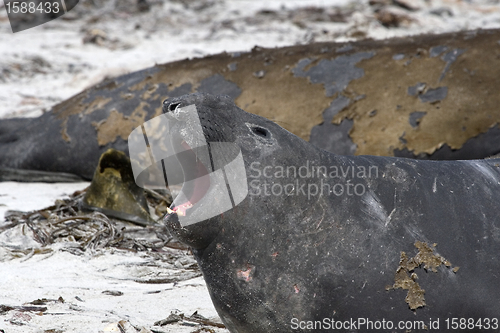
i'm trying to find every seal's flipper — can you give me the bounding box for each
[82,149,155,226]
[0,167,84,182]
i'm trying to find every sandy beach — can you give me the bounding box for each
[1,0,500,332]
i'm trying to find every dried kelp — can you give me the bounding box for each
[1,188,185,256]
[155,310,226,329]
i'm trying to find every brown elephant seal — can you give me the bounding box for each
[2,29,500,180]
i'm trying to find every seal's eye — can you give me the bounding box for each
[251,126,269,138]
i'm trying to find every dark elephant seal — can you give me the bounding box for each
[3,29,500,180]
[160,93,500,333]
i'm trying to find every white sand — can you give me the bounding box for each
[1,0,500,332]
[1,0,499,118]
[0,247,226,333]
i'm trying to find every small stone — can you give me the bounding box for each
[375,8,413,28]
[253,70,266,79]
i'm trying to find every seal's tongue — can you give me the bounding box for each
[167,140,210,216]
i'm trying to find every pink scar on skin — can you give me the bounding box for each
[237,265,254,282]
[294,284,300,293]
[167,202,193,216]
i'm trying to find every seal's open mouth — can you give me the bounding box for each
[167,139,211,217]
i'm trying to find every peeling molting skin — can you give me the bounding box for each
[332,31,500,157]
[58,96,113,142]
[408,111,427,128]
[395,124,500,160]
[438,48,466,82]
[390,251,426,310]
[227,62,237,71]
[407,83,449,104]
[141,83,161,101]
[389,241,457,311]
[60,117,71,143]
[92,106,148,146]
[292,51,375,97]
[196,73,242,100]
[309,95,356,155]
[418,86,448,104]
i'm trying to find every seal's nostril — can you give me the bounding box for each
[251,126,269,138]
[169,102,181,112]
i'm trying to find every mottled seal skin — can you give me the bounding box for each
[3,29,500,180]
[164,93,500,333]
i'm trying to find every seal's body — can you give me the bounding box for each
[3,29,500,180]
[163,93,500,333]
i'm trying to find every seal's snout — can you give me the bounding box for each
[162,99,186,120]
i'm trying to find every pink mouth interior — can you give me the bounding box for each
[170,141,211,216]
